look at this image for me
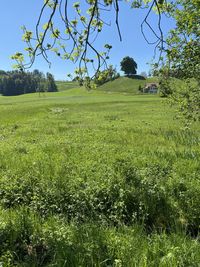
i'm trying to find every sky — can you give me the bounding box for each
[0,1,175,80]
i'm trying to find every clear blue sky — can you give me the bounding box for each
[0,1,174,80]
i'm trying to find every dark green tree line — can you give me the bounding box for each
[0,70,57,96]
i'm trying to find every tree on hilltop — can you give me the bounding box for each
[120,57,137,76]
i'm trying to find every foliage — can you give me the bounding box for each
[161,0,200,122]
[166,0,200,80]
[46,72,57,92]
[120,56,137,76]
[169,78,200,124]
[11,0,169,81]
[138,84,143,92]
[1,210,200,267]
[93,65,120,86]
[0,70,57,96]
[0,70,7,77]
[12,0,117,77]
[159,77,172,97]
[157,67,173,97]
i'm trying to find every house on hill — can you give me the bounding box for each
[143,83,159,94]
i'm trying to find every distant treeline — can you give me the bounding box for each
[0,69,57,96]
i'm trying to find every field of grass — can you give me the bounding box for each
[56,80,79,91]
[0,87,199,266]
[55,76,158,95]
[97,76,158,94]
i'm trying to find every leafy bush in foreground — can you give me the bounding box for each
[0,159,199,235]
[0,208,200,267]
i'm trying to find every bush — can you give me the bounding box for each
[159,77,173,97]
[93,65,120,87]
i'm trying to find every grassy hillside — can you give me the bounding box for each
[0,89,199,266]
[97,76,158,94]
[55,76,159,94]
[56,80,79,91]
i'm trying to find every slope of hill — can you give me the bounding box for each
[55,77,159,94]
[97,76,158,94]
[56,81,79,91]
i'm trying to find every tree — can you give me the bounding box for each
[46,72,58,92]
[138,85,143,92]
[166,0,199,80]
[0,70,57,96]
[93,65,119,86]
[160,0,200,123]
[159,78,173,97]
[120,57,137,76]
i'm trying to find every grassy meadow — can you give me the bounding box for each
[0,82,200,266]
[96,76,158,94]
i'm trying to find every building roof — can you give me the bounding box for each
[144,83,159,89]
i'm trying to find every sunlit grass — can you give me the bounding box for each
[0,88,199,266]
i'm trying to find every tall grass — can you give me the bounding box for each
[0,89,199,266]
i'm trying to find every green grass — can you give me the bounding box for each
[54,76,158,95]
[0,88,199,266]
[96,76,158,94]
[55,76,158,95]
[56,80,79,91]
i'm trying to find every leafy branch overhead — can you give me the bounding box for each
[157,0,200,123]
[12,0,171,78]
